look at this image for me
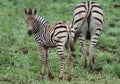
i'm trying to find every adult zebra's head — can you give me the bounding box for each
[24,8,37,35]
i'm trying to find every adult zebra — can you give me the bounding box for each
[24,8,75,81]
[72,1,104,70]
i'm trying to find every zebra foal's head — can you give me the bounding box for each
[24,8,37,35]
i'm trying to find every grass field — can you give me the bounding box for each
[0,0,120,84]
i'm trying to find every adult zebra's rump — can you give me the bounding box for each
[24,8,75,81]
[72,1,104,70]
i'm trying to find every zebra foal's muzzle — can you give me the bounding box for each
[28,30,33,35]
[27,27,33,35]
[27,25,33,35]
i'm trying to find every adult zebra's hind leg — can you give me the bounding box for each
[45,49,54,80]
[89,44,95,70]
[89,36,98,70]
[79,35,87,68]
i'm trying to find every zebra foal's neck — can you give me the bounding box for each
[35,15,48,24]
[33,15,48,34]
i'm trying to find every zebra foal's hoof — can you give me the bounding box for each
[48,73,54,80]
[68,77,72,81]
[59,76,63,81]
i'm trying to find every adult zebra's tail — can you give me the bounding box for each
[77,1,91,33]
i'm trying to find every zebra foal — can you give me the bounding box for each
[24,8,75,81]
[72,1,104,70]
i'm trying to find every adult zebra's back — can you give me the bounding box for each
[24,8,75,81]
[72,1,104,70]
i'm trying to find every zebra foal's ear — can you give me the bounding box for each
[32,7,37,15]
[24,8,29,15]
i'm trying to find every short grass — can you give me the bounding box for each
[0,0,120,84]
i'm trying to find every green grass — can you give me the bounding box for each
[0,0,120,84]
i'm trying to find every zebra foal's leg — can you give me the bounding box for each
[39,46,46,79]
[79,35,87,68]
[56,44,65,80]
[45,49,54,79]
[67,51,73,81]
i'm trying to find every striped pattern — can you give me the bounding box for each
[24,8,75,81]
[72,1,104,70]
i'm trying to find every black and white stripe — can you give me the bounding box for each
[72,1,104,70]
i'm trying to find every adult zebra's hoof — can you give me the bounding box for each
[90,62,94,71]
[40,75,44,80]
[40,73,45,80]
[83,59,87,69]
